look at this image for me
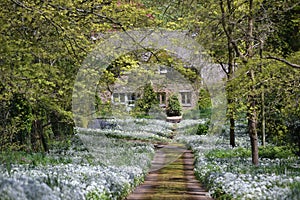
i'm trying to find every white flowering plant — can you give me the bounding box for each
[0,125,157,200]
[177,128,300,200]
[1,118,299,200]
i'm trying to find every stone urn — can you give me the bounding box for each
[166,115,182,123]
[166,94,182,123]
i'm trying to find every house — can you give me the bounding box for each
[106,64,199,112]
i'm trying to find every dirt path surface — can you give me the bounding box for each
[126,144,213,200]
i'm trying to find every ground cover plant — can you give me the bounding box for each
[1,112,299,200]
[0,148,153,199]
[0,126,157,199]
[0,118,203,200]
[177,126,300,200]
[1,118,299,200]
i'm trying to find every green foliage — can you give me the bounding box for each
[0,0,93,152]
[133,83,158,117]
[197,88,212,119]
[182,109,199,119]
[45,174,60,189]
[99,0,160,30]
[48,134,74,152]
[0,0,160,152]
[264,0,300,55]
[205,145,296,160]
[173,63,200,83]
[206,147,251,159]
[196,121,210,135]
[95,95,112,117]
[260,62,300,147]
[0,151,72,168]
[1,0,298,163]
[141,0,200,30]
[86,190,110,200]
[183,107,211,120]
[166,94,182,117]
[259,146,296,159]
[198,88,212,110]
[286,114,300,156]
[228,57,300,148]
[106,55,139,80]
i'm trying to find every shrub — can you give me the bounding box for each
[166,94,182,117]
[196,121,210,135]
[198,88,212,110]
[205,147,251,159]
[259,145,296,159]
[132,83,158,117]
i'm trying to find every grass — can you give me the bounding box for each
[258,145,297,159]
[147,155,190,200]
[205,145,297,160]
[205,147,251,159]
[0,151,72,166]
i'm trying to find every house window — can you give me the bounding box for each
[157,92,166,107]
[127,93,136,105]
[112,92,137,105]
[112,93,126,104]
[180,92,192,106]
[159,66,168,74]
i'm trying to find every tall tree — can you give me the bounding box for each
[141,0,300,165]
[197,0,300,165]
[0,0,159,151]
[218,0,238,148]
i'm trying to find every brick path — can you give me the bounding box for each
[126,144,213,200]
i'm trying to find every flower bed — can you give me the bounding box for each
[0,118,204,200]
[177,133,300,200]
[5,118,298,200]
[0,128,155,200]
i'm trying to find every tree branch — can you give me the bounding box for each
[265,55,300,69]
[217,60,229,76]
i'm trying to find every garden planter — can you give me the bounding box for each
[166,115,182,123]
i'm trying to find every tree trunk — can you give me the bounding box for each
[228,46,236,148]
[261,88,266,147]
[247,0,259,166]
[249,111,259,165]
[219,0,236,148]
[50,111,74,139]
[228,88,236,148]
[31,119,48,152]
[230,115,235,147]
[50,111,62,138]
[248,69,259,166]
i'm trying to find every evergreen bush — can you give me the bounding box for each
[132,83,158,117]
[166,94,182,117]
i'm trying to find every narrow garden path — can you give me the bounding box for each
[126,144,213,200]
